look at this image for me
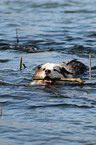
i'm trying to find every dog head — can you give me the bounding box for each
[33,63,73,85]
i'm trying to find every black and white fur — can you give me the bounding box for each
[31,59,87,85]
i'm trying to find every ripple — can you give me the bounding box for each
[88,32,96,37]
[28,103,94,110]
[0,42,42,53]
[31,2,60,9]
[68,45,96,56]
[0,81,12,86]
[0,59,10,63]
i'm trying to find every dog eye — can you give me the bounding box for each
[53,68,57,71]
[43,68,45,71]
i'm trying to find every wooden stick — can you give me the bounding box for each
[20,56,22,70]
[60,78,85,84]
[0,106,2,116]
[16,28,19,43]
[89,55,91,83]
[33,77,85,84]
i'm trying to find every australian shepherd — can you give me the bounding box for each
[31,59,87,85]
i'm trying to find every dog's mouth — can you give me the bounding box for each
[33,76,58,85]
[43,76,52,84]
[43,76,57,85]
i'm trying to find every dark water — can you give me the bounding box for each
[0,0,96,144]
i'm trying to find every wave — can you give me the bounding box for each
[28,103,94,110]
[67,45,96,56]
[0,39,96,56]
[0,59,10,63]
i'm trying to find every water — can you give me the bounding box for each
[0,0,96,144]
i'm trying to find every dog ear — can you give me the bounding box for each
[34,64,43,72]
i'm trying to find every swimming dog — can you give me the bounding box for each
[31,59,87,85]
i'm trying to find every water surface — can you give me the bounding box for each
[0,0,96,144]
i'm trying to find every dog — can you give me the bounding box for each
[31,59,87,85]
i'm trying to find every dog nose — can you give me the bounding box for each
[45,69,51,74]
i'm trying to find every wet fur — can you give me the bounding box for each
[31,59,87,85]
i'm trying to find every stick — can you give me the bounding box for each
[16,28,19,43]
[20,56,22,70]
[33,77,85,84]
[60,78,85,84]
[89,55,91,83]
[0,106,2,116]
